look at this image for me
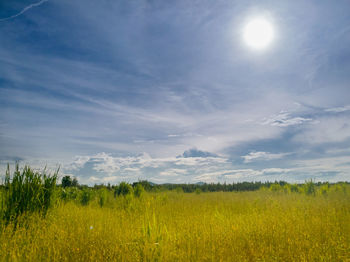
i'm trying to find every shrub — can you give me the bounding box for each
[80,189,92,206]
[114,185,119,198]
[270,183,282,192]
[175,187,184,193]
[304,180,316,196]
[283,184,291,194]
[61,176,72,188]
[331,183,347,194]
[319,184,329,196]
[134,184,145,198]
[116,182,133,197]
[1,164,57,226]
[290,184,299,193]
[71,178,79,187]
[60,187,79,201]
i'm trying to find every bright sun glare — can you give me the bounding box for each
[243,18,274,50]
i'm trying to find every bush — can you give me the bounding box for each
[61,176,72,188]
[195,188,202,195]
[134,184,145,198]
[80,189,92,206]
[60,187,79,201]
[304,180,316,196]
[1,164,57,226]
[319,183,329,196]
[175,187,184,193]
[290,184,299,193]
[270,183,282,192]
[114,185,119,198]
[115,182,133,197]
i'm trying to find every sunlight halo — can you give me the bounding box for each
[243,18,274,50]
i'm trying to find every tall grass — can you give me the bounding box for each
[0,166,349,261]
[0,190,349,261]
[1,164,57,226]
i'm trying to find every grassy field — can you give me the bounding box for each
[1,188,349,261]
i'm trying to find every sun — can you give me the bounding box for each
[243,18,274,50]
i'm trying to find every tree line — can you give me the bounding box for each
[59,175,347,193]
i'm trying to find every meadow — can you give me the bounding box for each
[0,166,349,261]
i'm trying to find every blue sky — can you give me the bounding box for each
[1,0,350,185]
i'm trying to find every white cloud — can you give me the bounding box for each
[67,156,90,170]
[325,105,350,113]
[2,150,350,185]
[168,134,180,137]
[293,116,350,144]
[262,112,312,127]
[124,167,141,172]
[242,151,290,163]
[159,168,187,177]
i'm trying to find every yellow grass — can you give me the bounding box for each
[1,190,349,261]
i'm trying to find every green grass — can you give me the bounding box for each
[1,164,57,227]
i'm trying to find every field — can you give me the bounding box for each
[1,182,350,261]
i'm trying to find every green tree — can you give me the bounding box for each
[71,177,79,187]
[61,176,72,188]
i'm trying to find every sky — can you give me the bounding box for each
[1,0,350,185]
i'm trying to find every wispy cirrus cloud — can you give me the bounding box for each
[293,115,350,144]
[0,0,48,22]
[241,151,290,163]
[261,112,313,127]
[325,105,350,113]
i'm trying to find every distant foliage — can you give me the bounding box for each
[61,176,78,188]
[134,184,145,198]
[290,184,299,193]
[1,164,57,226]
[195,188,202,195]
[319,183,329,196]
[98,189,108,207]
[270,183,282,192]
[60,187,79,201]
[115,182,133,197]
[71,178,79,187]
[132,180,154,191]
[61,176,72,188]
[80,189,92,206]
[175,187,184,193]
[303,180,316,196]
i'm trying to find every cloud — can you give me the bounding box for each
[293,116,350,144]
[325,105,350,113]
[178,148,218,158]
[159,168,187,177]
[0,0,48,22]
[1,0,350,184]
[241,151,290,163]
[2,149,349,185]
[261,112,312,127]
[55,152,230,184]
